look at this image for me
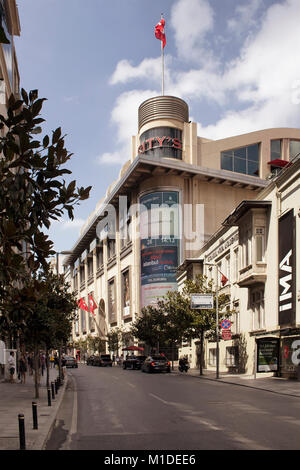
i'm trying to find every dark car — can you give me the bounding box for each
[62,355,78,368]
[86,355,95,366]
[141,355,171,373]
[123,355,147,370]
[93,354,113,367]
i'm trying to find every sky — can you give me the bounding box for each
[14,0,300,258]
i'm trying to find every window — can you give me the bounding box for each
[96,245,103,267]
[88,257,93,278]
[271,140,282,160]
[225,255,230,283]
[241,227,252,268]
[255,227,265,262]
[108,238,116,259]
[221,144,259,177]
[251,289,265,330]
[232,302,240,335]
[233,248,239,281]
[209,349,216,366]
[289,140,300,160]
[226,347,239,366]
[80,308,86,334]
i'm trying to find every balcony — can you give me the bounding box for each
[238,263,267,287]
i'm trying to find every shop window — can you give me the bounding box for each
[221,144,260,177]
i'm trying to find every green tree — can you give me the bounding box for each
[182,275,233,375]
[106,328,122,357]
[130,306,168,352]
[0,89,91,326]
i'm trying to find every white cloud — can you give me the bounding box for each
[170,0,215,62]
[110,57,162,85]
[227,0,264,37]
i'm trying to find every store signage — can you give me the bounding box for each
[257,338,279,373]
[190,294,214,310]
[138,136,182,154]
[278,209,295,326]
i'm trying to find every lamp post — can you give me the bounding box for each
[204,262,220,379]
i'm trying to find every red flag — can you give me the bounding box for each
[77,297,89,312]
[221,274,228,287]
[88,293,98,317]
[155,18,166,49]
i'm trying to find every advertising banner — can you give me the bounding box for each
[190,294,214,310]
[278,209,295,326]
[140,191,180,308]
[257,338,279,372]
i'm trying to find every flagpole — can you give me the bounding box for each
[161,13,164,96]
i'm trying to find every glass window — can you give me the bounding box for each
[221,144,259,177]
[209,349,216,366]
[271,140,282,160]
[221,154,233,171]
[289,140,300,160]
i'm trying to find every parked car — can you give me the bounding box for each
[86,355,95,366]
[93,354,113,367]
[62,355,78,368]
[123,355,147,370]
[141,355,171,373]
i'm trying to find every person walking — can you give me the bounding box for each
[8,352,16,383]
[19,354,27,384]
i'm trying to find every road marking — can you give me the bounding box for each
[149,393,169,405]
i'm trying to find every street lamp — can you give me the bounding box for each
[204,262,220,379]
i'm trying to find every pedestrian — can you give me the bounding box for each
[40,353,45,376]
[27,353,33,375]
[8,352,16,383]
[54,353,59,369]
[19,354,27,384]
[50,353,54,368]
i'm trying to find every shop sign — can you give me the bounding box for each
[257,338,279,373]
[190,294,214,310]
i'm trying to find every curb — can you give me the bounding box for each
[30,375,68,451]
[173,370,300,399]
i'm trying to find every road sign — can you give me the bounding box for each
[190,294,214,310]
[222,330,232,340]
[221,319,231,330]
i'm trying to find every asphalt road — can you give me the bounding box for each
[46,363,300,450]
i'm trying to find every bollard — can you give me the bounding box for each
[18,414,26,450]
[47,388,51,406]
[51,382,55,400]
[32,402,38,430]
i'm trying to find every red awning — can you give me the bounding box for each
[122,345,144,351]
[267,159,289,168]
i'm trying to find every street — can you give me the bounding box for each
[46,364,300,450]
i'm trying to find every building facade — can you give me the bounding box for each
[64,95,300,359]
[178,156,300,379]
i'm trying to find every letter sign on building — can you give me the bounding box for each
[278,209,295,326]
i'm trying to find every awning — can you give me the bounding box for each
[122,346,144,351]
[267,159,289,168]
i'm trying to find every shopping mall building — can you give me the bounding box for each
[64,95,300,376]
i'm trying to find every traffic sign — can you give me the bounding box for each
[222,330,232,340]
[221,319,231,330]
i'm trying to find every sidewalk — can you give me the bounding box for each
[0,366,67,450]
[185,368,300,398]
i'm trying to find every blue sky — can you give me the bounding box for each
[15,0,300,257]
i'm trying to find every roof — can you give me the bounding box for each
[222,200,272,227]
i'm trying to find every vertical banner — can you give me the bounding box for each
[140,191,180,308]
[278,209,295,326]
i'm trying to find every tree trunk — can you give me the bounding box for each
[46,348,50,389]
[199,330,204,376]
[34,347,39,399]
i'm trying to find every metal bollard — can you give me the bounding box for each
[32,402,38,430]
[51,382,55,400]
[47,388,51,406]
[18,414,26,450]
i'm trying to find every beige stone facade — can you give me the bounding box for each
[64,95,300,359]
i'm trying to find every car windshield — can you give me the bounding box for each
[101,355,111,359]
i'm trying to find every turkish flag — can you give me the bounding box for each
[155,18,166,48]
[221,274,228,287]
[77,297,89,312]
[89,293,98,317]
